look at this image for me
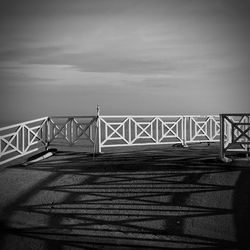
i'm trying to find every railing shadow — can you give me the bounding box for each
[0,144,245,249]
[233,166,250,249]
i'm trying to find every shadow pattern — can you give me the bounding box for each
[0,144,249,249]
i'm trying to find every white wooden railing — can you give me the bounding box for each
[47,116,98,147]
[97,115,220,152]
[0,116,99,165]
[220,113,250,162]
[2,110,249,165]
[0,117,48,165]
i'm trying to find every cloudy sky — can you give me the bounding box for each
[0,0,249,123]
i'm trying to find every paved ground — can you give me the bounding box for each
[0,143,250,249]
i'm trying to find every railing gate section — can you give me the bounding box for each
[220,113,250,162]
[47,116,98,152]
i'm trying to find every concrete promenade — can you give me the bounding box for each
[0,143,249,249]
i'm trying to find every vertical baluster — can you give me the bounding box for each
[22,124,25,154]
[105,120,107,143]
[161,118,164,143]
[220,115,224,159]
[0,135,2,159]
[231,117,234,146]
[182,116,187,147]
[247,116,250,157]
[156,117,159,143]
[190,117,192,142]
[135,119,138,142]
[210,116,213,141]
[16,127,19,155]
[128,117,131,144]
[71,118,74,144]
[182,116,184,145]
[220,114,226,161]
[98,116,102,153]
[123,118,126,144]
[46,117,50,148]
[89,123,92,142]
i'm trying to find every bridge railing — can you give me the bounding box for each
[0,117,48,165]
[220,113,250,162]
[98,115,220,152]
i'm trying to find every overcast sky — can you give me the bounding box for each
[0,0,249,123]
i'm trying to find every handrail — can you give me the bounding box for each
[0,117,48,131]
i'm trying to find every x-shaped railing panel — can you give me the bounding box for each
[131,117,157,143]
[220,114,250,162]
[72,117,97,144]
[1,126,22,155]
[189,117,210,141]
[186,116,220,143]
[48,116,97,145]
[0,117,48,165]
[158,117,183,143]
[49,118,71,143]
[100,117,129,145]
[224,115,250,150]
[98,115,219,151]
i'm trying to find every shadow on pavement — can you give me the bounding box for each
[0,144,248,249]
[234,167,250,249]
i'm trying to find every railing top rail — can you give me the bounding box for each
[99,115,219,118]
[220,113,250,116]
[50,115,97,119]
[100,115,183,118]
[0,117,48,131]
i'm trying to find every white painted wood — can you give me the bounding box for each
[99,115,220,150]
[220,114,250,161]
[0,117,48,165]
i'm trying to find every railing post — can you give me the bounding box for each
[0,136,2,161]
[220,114,225,161]
[45,117,50,150]
[247,116,250,158]
[209,116,212,141]
[94,105,102,154]
[182,116,188,147]
[220,114,231,162]
[70,118,74,145]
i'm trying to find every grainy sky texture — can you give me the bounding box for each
[0,0,249,123]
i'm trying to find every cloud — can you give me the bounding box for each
[0,69,59,86]
[1,0,249,79]
[0,46,63,62]
[124,77,179,89]
[0,43,181,75]
[0,43,218,77]
[29,52,179,75]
